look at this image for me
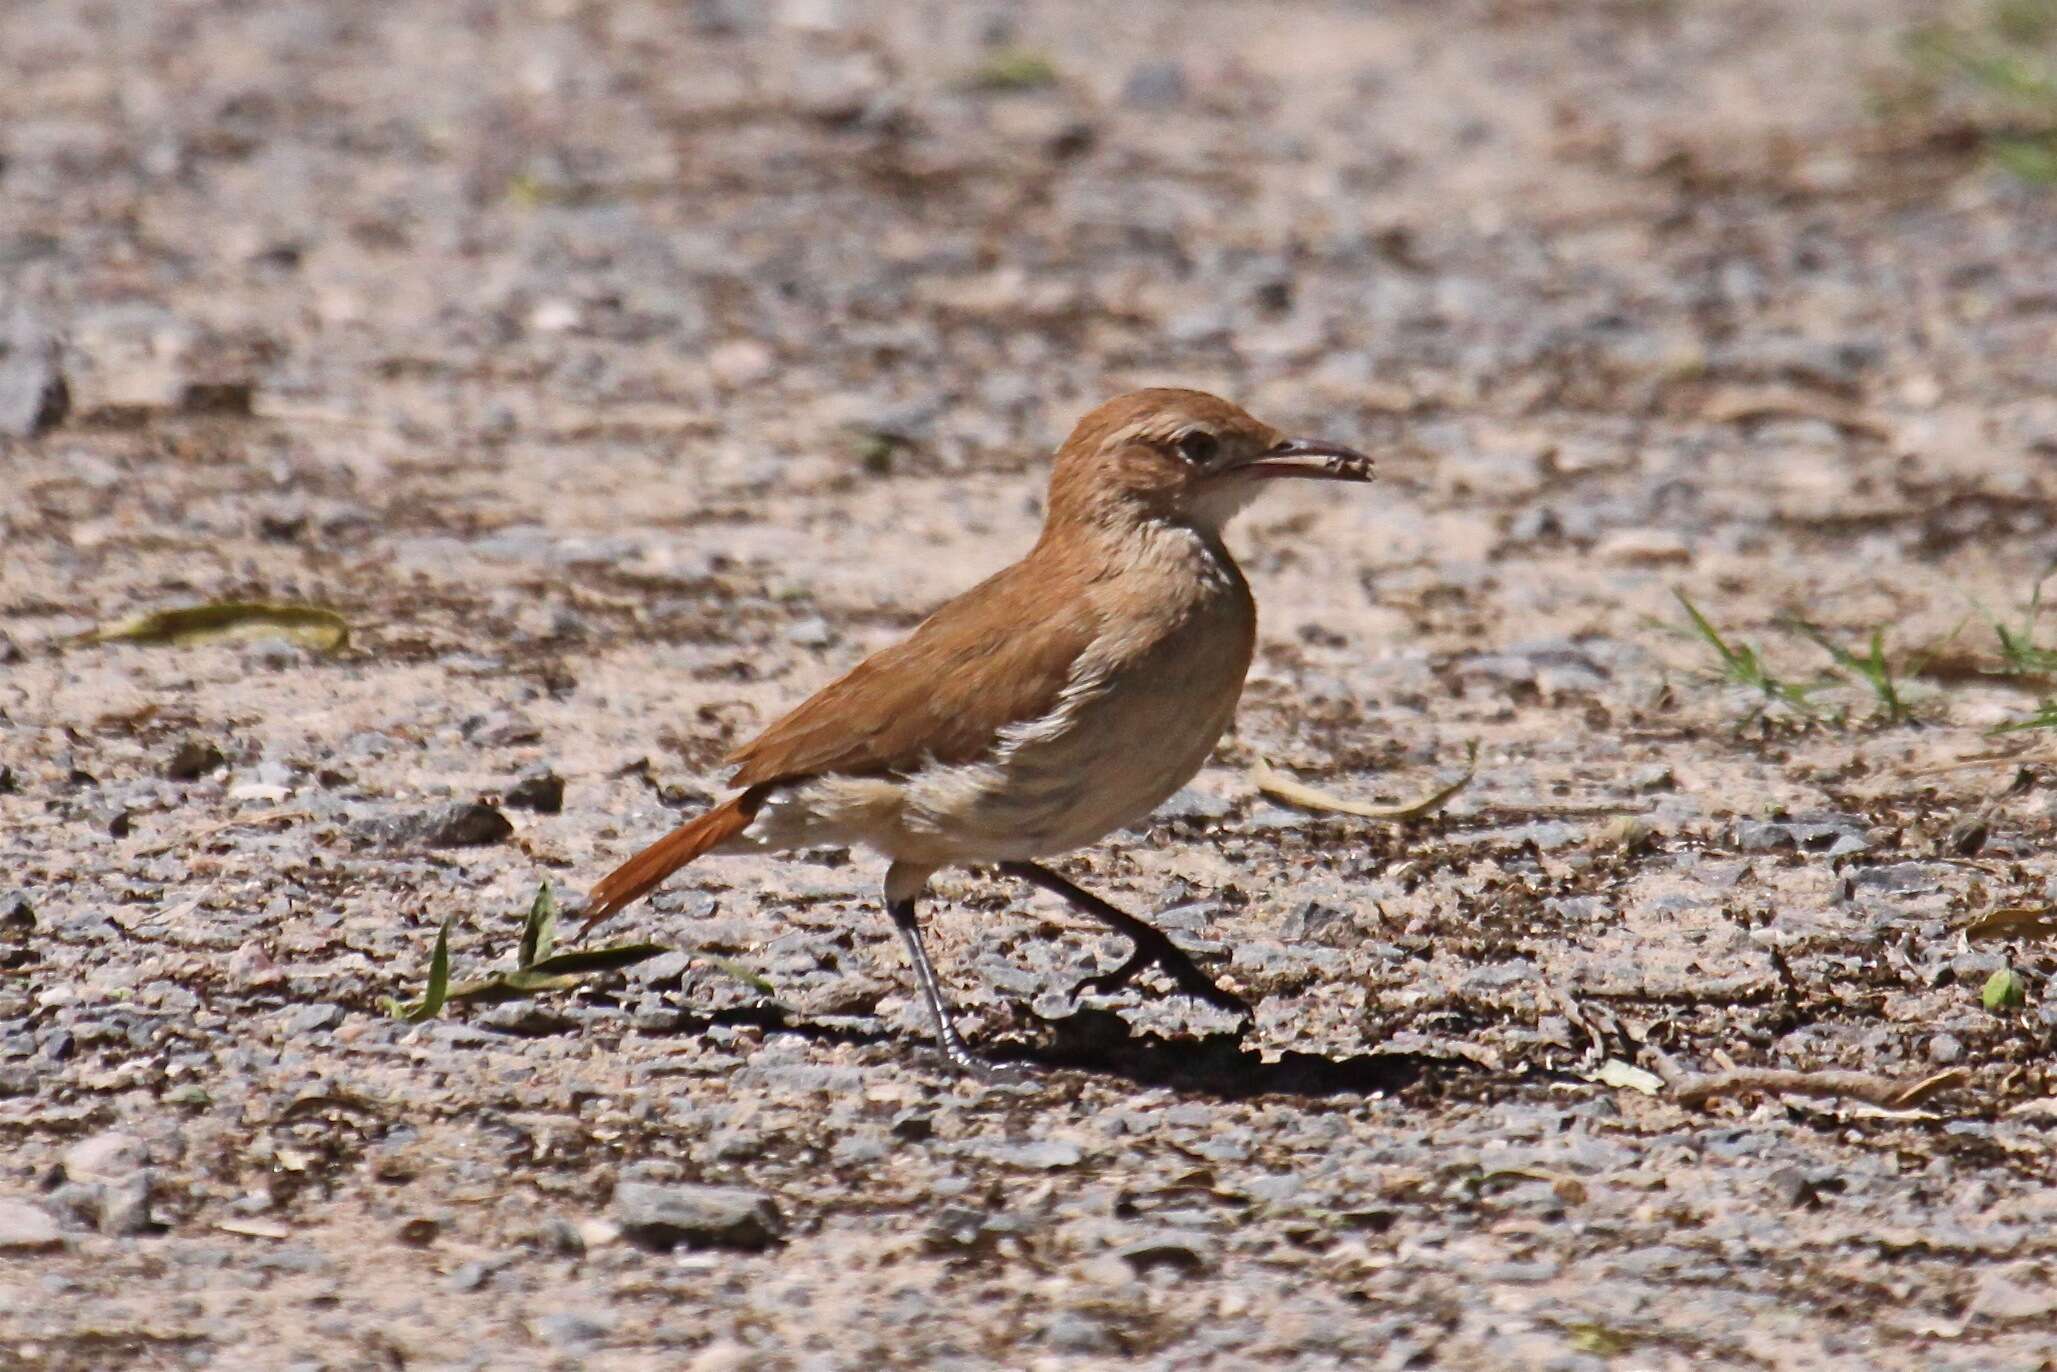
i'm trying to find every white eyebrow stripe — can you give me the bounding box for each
[1101,419,1165,447]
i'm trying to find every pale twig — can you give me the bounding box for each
[1647,1048,1967,1110]
[1251,741,1477,822]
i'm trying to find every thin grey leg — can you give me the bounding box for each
[998,860,1252,1019]
[886,897,995,1075]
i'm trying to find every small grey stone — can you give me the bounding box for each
[537,1216,584,1256]
[1153,787,1232,823]
[462,711,542,747]
[533,1310,613,1348]
[890,1109,933,1141]
[831,1130,891,1166]
[504,767,564,814]
[613,1182,785,1252]
[252,759,298,789]
[1631,764,1676,792]
[242,639,305,671]
[1970,1264,2057,1321]
[365,802,514,849]
[625,950,691,985]
[0,1199,63,1252]
[1042,1311,1110,1353]
[1121,60,1186,108]
[99,1175,153,1236]
[0,892,33,931]
[785,616,835,648]
[283,1003,345,1035]
[447,1261,491,1292]
[975,1138,1082,1170]
[64,1131,146,1184]
[1117,1230,1214,1275]
[1466,958,1539,990]
[45,1183,104,1231]
[1928,1033,1964,1065]
[0,308,69,438]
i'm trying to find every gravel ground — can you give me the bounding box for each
[5,1,2057,1368]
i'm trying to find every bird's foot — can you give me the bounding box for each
[928,1024,1028,1083]
[1072,929,1252,1020]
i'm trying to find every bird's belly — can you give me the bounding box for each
[895,633,1245,863]
[739,567,1255,868]
[734,670,1241,867]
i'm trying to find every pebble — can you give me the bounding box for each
[362,802,514,848]
[447,1261,492,1292]
[532,1310,614,1349]
[1970,1264,2057,1321]
[0,306,69,438]
[283,1003,345,1035]
[613,1182,785,1252]
[708,338,776,388]
[64,1131,146,1183]
[462,711,542,747]
[504,767,565,813]
[968,1138,1082,1170]
[0,1199,62,1252]
[164,739,227,781]
[1042,1311,1111,1353]
[1593,528,1692,565]
[101,1175,154,1236]
[785,616,835,648]
[1117,1230,1214,1276]
[1121,60,1186,108]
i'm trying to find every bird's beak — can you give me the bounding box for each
[1224,436,1377,483]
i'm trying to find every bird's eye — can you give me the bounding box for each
[1176,430,1219,465]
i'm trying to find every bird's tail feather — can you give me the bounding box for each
[577,788,765,938]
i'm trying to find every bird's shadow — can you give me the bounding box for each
[651,1003,1452,1099]
[993,1008,1445,1099]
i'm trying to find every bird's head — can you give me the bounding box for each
[1045,388,1374,536]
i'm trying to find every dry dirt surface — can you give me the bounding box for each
[5,1,2057,1368]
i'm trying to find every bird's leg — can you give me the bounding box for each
[997,861,1252,1020]
[884,863,1010,1078]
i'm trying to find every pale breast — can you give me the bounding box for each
[889,526,1255,863]
[732,523,1258,867]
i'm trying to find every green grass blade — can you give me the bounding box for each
[518,881,557,970]
[385,920,453,1022]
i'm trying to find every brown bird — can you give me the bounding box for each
[579,388,1374,1074]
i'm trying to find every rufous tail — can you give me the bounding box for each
[577,788,765,938]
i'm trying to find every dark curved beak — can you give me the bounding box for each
[1229,436,1377,482]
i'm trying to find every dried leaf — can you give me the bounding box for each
[217,1218,291,1240]
[78,602,350,653]
[1655,1058,1969,1110]
[1566,1324,1631,1357]
[965,48,1057,91]
[710,957,777,997]
[1965,906,2057,941]
[1252,741,1476,822]
[1696,383,1892,441]
[1591,1059,1663,1095]
[1982,967,2028,1011]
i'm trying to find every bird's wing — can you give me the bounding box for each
[727,557,1102,787]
